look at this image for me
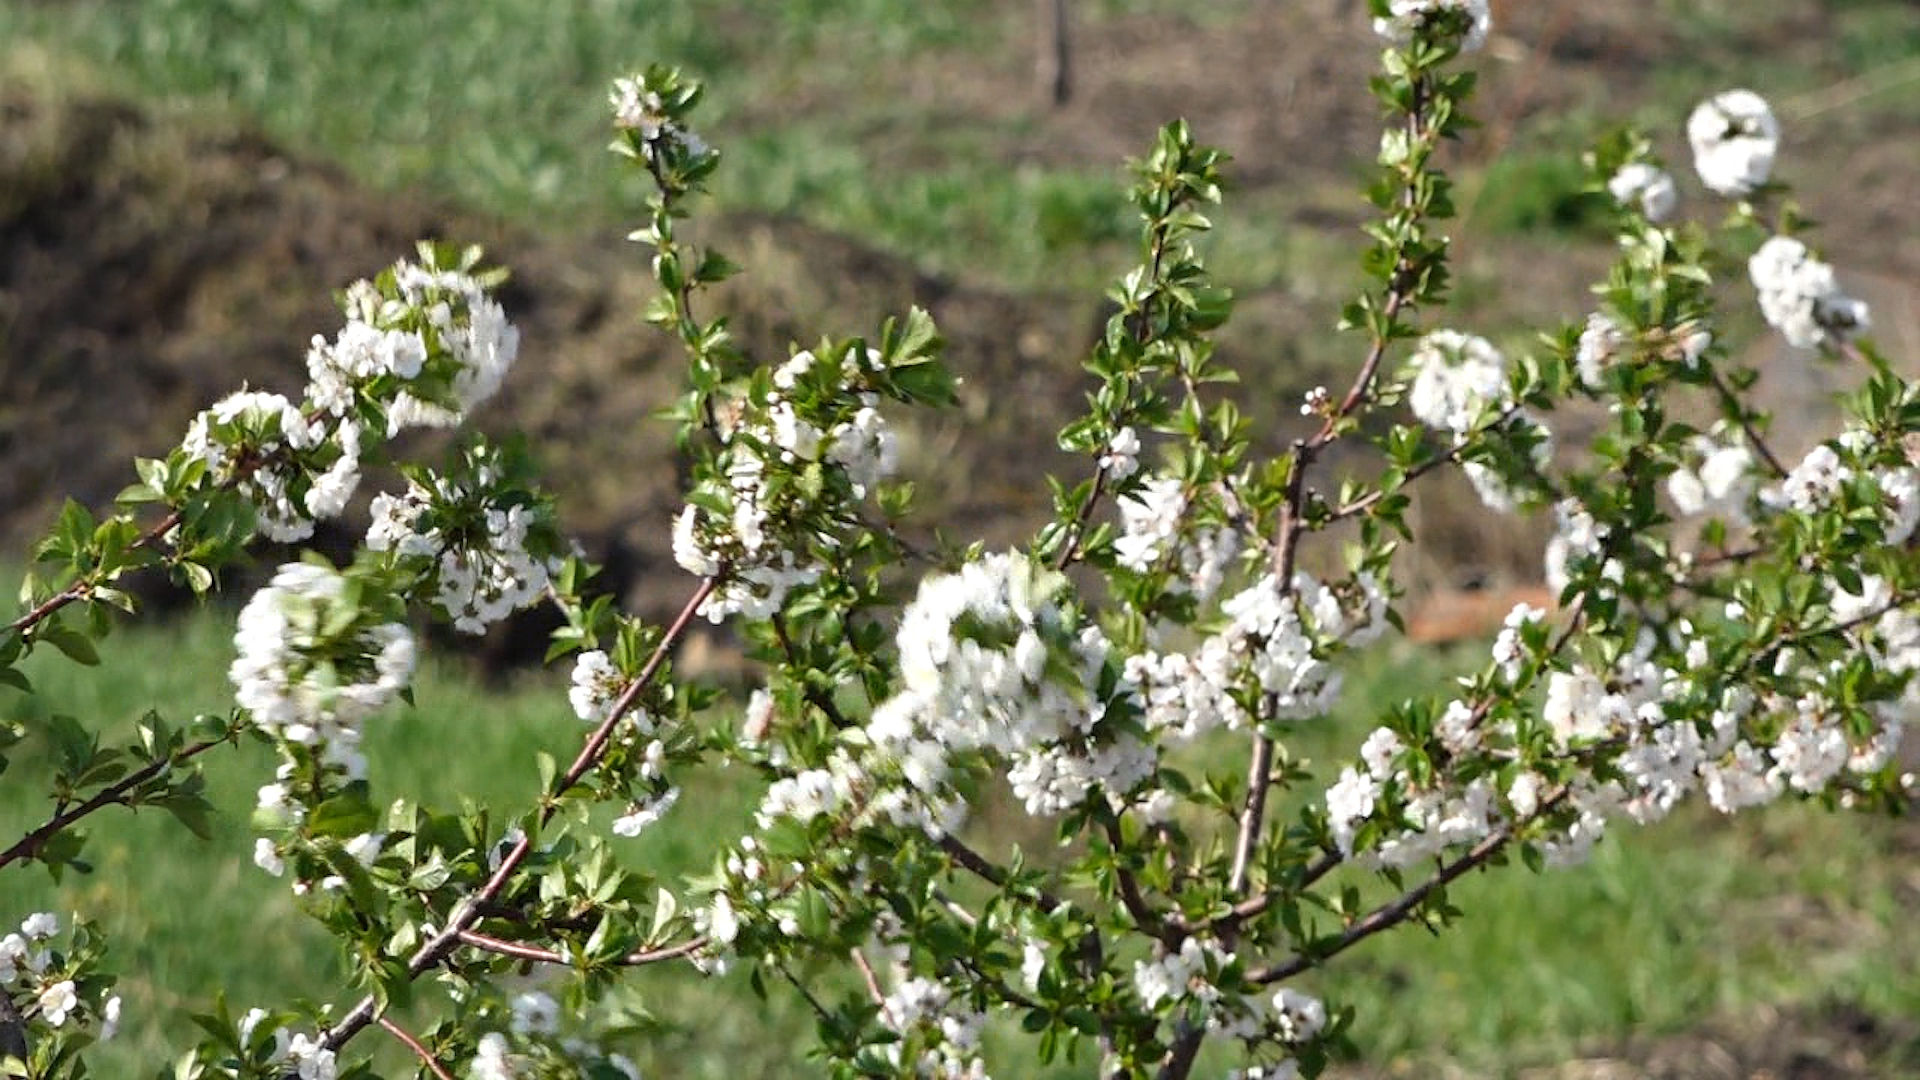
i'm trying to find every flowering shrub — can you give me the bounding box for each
[1,3,1915,1078]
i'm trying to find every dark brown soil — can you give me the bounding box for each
[0,88,1096,634]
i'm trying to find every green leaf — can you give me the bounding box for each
[40,623,100,666]
[161,794,216,840]
[308,788,380,839]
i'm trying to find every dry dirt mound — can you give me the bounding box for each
[0,87,1092,633]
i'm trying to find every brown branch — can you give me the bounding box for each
[1097,814,1174,945]
[312,576,717,1058]
[1706,366,1787,478]
[378,1017,454,1080]
[1,733,228,870]
[1248,787,1570,987]
[1226,736,1276,897]
[9,509,184,635]
[851,948,888,1009]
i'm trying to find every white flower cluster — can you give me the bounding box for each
[176,251,518,548]
[610,74,710,163]
[1371,0,1491,51]
[1489,602,1546,682]
[1687,89,1778,197]
[1336,578,1914,873]
[357,262,519,434]
[1326,725,1503,866]
[1132,936,1328,1050]
[0,913,106,1037]
[1112,473,1242,599]
[366,465,562,634]
[1406,329,1546,509]
[568,649,638,726]
[303,318,426,416]
[877,976,990,1080]
[1114,476,1186,572]
[1770,442,1852,515]
[1573,312,1628,390]
[1607,162,1677,222]
[674,349,899,622]
[1668,434,1755,521]
[1099,425,1142,481]
[1544,499,1610,594]
[1406,330,1508,434]
[238,1008,337,1080]
[1126,571,1387,747]
[230,562,417,752]
[1747,236,1871,350]
[180,390,334,542]
[865,552,1139,824]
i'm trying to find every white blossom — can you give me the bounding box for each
[509,990,560,1036]
[1372,0,1491,51]
[1574,312,1627,390]
[1687,89,1779,196]
[1669,435,1754,520]
[1099,426,1141,481]
[1748,236,1870,349]
[1607,162,1676,221]
[1405,330,1508,434]
[1114,476,1187,572]
[230,562,416,747]
[613,788,680,837]
[37,980,77,1027]
[471,1032,517,1080]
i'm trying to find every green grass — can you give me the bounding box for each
[3,610,1916,1076]
[0,0,1144,291]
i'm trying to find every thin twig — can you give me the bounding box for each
[1248,789,1569,986]
[1,734,229,870]
[456,928,709,968]
[851,948,888,1009]
[8,509,184,635]
[312,577,717,1059]
[378,1017,455,1080]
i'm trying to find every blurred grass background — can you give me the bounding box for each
[2,0,1920,1075]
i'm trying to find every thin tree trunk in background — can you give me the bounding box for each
[1038,0,1071,107]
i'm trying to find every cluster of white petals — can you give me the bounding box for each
[372,263,520,434]
[181,390,331,542]
[366,467,562,634]
[1668,434,1755,521]
[1544,498,1608,593]
[239,1008,337,1080]
[1132,936,1329,1050]
[1371,0,1491,51]
[1687,89,1779,196]
[1114,476,1187,572]
[0,912,59,992]
[1748,236,1871,350]
[610,74,710,162]
[675,349,898,622]
[567,649,630,725]
[1770,443,1853,514]
[304,317,426,417]
[1607,162,1677,222]
[1126,570,1386,748]
[1405,330,1509,434]
[864,552,1136,825]
[1573,312,1628,390]
[1099,425,1142,481]
[230,562,416,751]
[877,976,990,1080]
